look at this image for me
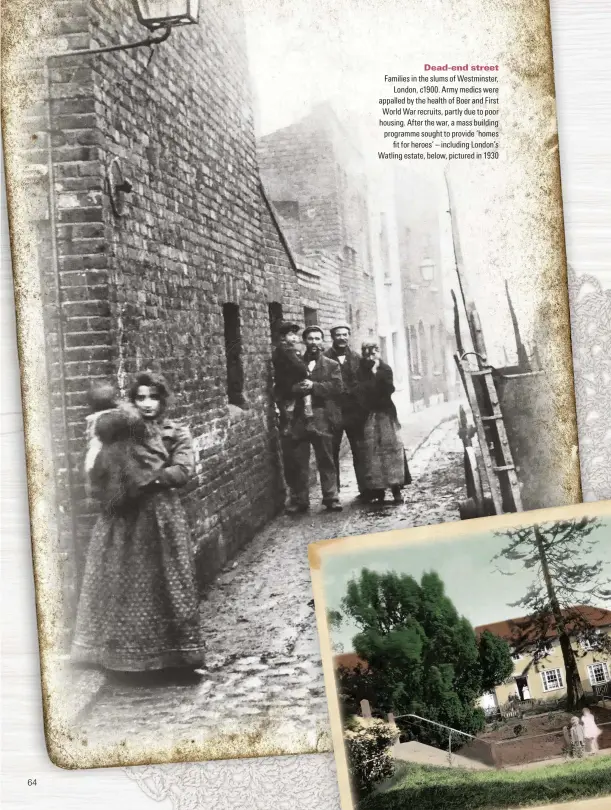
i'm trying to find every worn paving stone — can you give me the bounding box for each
[76,399,465,747]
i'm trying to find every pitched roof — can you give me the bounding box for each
[334,652,368,671]
[475,605,611,645]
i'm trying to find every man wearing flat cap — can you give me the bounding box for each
[284,325,344,513]
[324,322,367,496]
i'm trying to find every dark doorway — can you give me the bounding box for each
[222,303,245,407]
[268,301,284,344]
[515,676,530,701]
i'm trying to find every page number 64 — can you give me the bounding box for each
[28,779,37,786]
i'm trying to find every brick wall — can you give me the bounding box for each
[13,3,106,609]
[257,104,378,349]
[18,0,314,612]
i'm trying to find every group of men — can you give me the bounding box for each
[272,321,367,514]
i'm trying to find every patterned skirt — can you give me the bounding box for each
[362,411,406,490]
[71,490,205,672]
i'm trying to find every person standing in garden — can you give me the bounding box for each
[582,707,602,754]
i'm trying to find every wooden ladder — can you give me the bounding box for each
[461,363,523,514]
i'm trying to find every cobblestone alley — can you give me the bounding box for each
[72,397,466,756]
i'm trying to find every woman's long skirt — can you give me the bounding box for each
[362,411,407,490]
[71,490,205,671]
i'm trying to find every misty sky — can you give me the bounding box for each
[321,519,611,654]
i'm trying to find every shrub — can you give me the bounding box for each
[344,716,400,798]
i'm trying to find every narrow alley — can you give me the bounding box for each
[71,396,467,755]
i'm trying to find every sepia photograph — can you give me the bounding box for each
[2,0,579,768]
[309,501,611,810]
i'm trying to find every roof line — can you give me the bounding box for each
[258,178,300,275]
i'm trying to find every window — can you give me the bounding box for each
[581,638,595,652]
[541,668,564,692]
[430,325,437,372]
[541,641,554,654]
[588,663,610,686]
[343,245,357,265]
[418,321,428,377]
[379,336,388,363]
[303,306,318,327]
[405,328,412,373]
[511,651,522,662]
[380,213,391,282]
[268,301,284,344]
[438,321,446,373]
[222,303,245,407]
[407,325,420,375]
[581,636,601,652]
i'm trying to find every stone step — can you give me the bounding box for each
[393,740,493,770]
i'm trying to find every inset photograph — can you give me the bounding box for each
[309,502,611,810]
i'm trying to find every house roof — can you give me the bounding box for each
[334,652,368,671]
[475,605,611,645]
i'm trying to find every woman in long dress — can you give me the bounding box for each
[357,342,410,504]
[71,371,205,675]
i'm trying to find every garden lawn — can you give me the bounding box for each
[359,755,611,810]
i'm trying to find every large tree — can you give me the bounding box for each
[334,569,497,746]
[478,630,514,693]
[493,517,611,709]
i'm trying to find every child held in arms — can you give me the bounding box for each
[84,380,156,511]
[272,322,313,434]
[84,380,121,495]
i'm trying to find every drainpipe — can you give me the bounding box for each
[44,57,80,627]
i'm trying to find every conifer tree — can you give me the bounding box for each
[493,517,611,709]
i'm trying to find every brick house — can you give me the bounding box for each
[475,606,611,713]
[257,104,381,354]
[368,166,410,392]
[395,171,452,410]
[13,0,342,619]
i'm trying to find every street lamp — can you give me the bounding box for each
[132,0,200,31]
[48,0,200,60]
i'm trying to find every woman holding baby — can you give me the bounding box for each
[71,371,205,678]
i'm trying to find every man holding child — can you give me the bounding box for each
[273,323,344,513]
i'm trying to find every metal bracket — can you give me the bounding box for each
[107,157,133,218]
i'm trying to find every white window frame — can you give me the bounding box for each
[540,668,564,692]
[581,636,601,652]
[587,662,610,686]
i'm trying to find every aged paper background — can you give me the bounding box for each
[2,0,611,807]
